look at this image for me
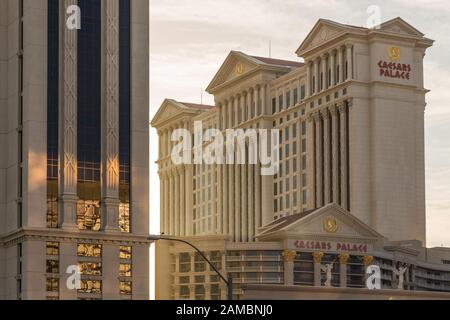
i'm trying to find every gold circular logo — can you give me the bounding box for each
[235,63,244,75]
[388,46,401,61]
[323,217,338,233]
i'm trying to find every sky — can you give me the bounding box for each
[149,0,450,251]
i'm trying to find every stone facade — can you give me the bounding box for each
[151,18,450,300]
[0,0,149,300]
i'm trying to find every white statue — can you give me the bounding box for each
[393,265,408,290]
[321,263,334,287]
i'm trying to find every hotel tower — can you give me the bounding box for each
[153,18,450,300]
[0,0,149,300]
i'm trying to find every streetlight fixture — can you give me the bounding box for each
[149,235,233,300]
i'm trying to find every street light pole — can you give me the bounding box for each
[149,235,233,300]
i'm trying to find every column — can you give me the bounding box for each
[306,114,316,209]
[330,50,336,87]
[60,0,79,230]
[248,162,254,240]
[169,171,174,235]
[241,93,246,123]
[222,162,228,235]
[228,162,235,240]
[314,112,323,208]
[102,0,121,232]
[339,103,348,210]
[321,54,327,91]
[174,169,180,236]
[313,252,324,287]
[159,172,165,232]
[217,164,223,234]
[330,105,339,204]
[254,86,259,117]
[313,59,319,94]
[322,109,331,205]
[261,84,267,116]
[346,44,353,80]
[234,96,239,127]
[282,250,297,286]
[241,162,248,242]
[180,167,186,236]
[235,161,241,241]
[247,90,252,120]
[339,253,349,288]
[306,62,312,97]
[338,47,344,84]
[164,172,169,234]
[185,163,194,236]
[255,162,261,237]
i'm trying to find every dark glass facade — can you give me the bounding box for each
[47,0,59,228]
[77,0,102,231]
[119,0,131,233]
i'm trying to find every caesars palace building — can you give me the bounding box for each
[152,18,450,300]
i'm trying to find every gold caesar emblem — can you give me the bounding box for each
[323,217,338,233]
[235,63,244,75]
[388,46,401,61]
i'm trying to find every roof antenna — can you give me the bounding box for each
[269,40,272,58]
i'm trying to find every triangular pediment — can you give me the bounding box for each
[206,51,260,94]
[150,99,200,128]
[257,204,384,242]
[296,19,350,55]
[377,17,424,37]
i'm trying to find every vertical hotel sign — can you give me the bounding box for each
[378,47,412,80]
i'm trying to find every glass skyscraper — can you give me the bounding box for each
[0,0,149,300]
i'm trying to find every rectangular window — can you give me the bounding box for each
[286,91,290,108]
[77,244,102,257]
[46,260,59,274]
[78,262,102,276]
[119,263,132,277]
[46,242,59,256]
[279,95,283,110]
[272,98,277,114]
[120,246,132,260]
[293,88,298,105]
[120,281,132,295]
[78,280,102,294]
[300,85,306,100]
[46,278,59,292]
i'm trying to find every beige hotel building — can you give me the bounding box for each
[152,17,450,300]
[0,0,149,299]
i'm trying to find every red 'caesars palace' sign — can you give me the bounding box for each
[378,60,412,80]
[294,240,368,253]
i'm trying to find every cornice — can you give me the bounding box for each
[1,228,152,247]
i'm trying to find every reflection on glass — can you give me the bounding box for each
[119,246,132,260]
[77,243,102,257]
[77,200,101,231]
[119,281,132,295]
[78,280,102,294]
[46,278,59,292]
[119,203,130,233]
[46,242,59,256]
[46,260,59,274]
[78,262,102,276]
[119,263,132,277]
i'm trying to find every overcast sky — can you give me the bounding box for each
[149,0,450,247]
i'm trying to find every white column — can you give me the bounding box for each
[261,84,267,116]
[321,54,327,91]
[338,47,344,84]
[241,162,248,242]
[248,162,254,240]
[346,44,353,80]
[60,0,79,230]
[306,114,316,209]
[102,0,121,231]
[254,86,259,117]
[164,172,169,234]
[322,109,330,205]
[339,103,348,210]
[247,91,252,120]
[217,164,223,234]
[234,96,239,127]
[159,172,165,232]
[169,170,174,235]
[235,162,241,241]
[306,62,312,97]
[174,168,180,236]
[314,112,323,208]
[330,50,336,87]
[255,162,261,238]
[180,167,186,236]
[228,161,235,240]
[313,59,319,94]
[241,93,246,123]
[330,105,339,204]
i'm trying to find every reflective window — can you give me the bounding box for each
[78,262,102,276]
[46,260,59,274]
[119,263,132,277]
[46,278,59,292]
[77,0,102,229]
[78,280,102,294]
[77,243,102,257]
[46,0,59,228]
[119,246,132,260]
[120,281,132,295]
[46,242,59,256]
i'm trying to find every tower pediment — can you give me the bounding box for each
[257,204,384,243]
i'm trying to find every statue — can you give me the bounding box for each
[321,262,334,287]
[393,264,408,290]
